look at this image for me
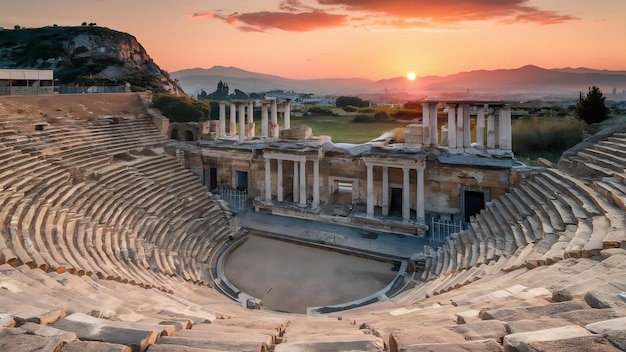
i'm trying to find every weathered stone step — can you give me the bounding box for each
[391,339,503,352]
[155,336,268,352]
[274,335,386,352]
[52,313,159,352]
[62,340,133,352]
[479,300,588,321]
[504,326,617,352]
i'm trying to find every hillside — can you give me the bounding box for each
[172,65,626,100]
[0,25,183,94]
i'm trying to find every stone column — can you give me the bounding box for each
[416,164,425,222]
[277,159,284,201]
[299,157,306,207]
[264,158,271,201]
[293,161,299,203]
[312,159,320,208]
[429,103,438,147]
[261,103,269,137]
[382,166,389,216]
[247,101,255,138]
[366,163,374,218]
[284,100,291,130]
[229,103,237,136]
[487,114,496,149]
[271,99,278,137]
[447,104,457,148]
[421,102,431,146]
[238,103,245,143]
[218,102,226,137]
[476,105,485,147]
[499,105,512,151]
[456,104,464,150]
[402,167,410,221]
[463,105,471,148]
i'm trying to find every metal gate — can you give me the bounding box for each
[213,188,247,213]
[429,218,463,246]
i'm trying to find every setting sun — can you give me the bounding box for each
[407,72,416,80]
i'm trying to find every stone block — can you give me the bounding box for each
[395,339,503,352]
[280,124,312,140]
[586,317,626,351]
[62,340,132,352]
[451,320,507,342]
[503,325,592,351]
[479,301,588,321]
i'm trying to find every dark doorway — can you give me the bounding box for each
[209,167,218,190]
[390,187,403,215]
[184,130,194,141]
[464,190,485,222]
[171,128,179,140]
[236,171,248,191]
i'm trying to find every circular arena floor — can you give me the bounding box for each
[223,234,398,313]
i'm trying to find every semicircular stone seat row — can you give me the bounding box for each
[415,164,626,299]
[0,113,238,292]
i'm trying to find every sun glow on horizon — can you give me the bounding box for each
[407,72,416,80]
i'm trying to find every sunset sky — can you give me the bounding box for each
[1,0,625,80]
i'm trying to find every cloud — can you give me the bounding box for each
[317,0,577,24]
[192,11,214,19]
[201,0,576,32]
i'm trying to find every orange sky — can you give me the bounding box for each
[1,0,625,80]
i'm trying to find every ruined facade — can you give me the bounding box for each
[179,100,518,236]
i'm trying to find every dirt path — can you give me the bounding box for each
[224,234,397,314]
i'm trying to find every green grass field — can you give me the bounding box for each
[289,115,407,144]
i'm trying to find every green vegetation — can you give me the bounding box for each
[512,116,584,162]
[290,115,406,144]
[575,86,609,124]
[153,94,211,122]
[335,96,369,108]
[0,26,175,93]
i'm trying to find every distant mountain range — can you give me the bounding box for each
[171,65,626,100]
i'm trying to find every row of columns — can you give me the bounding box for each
[420,102,512,153]
[365,161,426,223]
[264,156,320,208]
[218,99,291,142]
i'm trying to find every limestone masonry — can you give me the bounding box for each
[0,92,624,351]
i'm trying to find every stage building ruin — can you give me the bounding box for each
[173,99,519,237]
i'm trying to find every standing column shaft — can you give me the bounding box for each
[422,103,431,146]
[382,166,389,216]
[499,105,512,151]
[366,164,374,218]
[219,103,226,137]
[229,103,237,136]
[271,99,278,137]
[312,160,320,208]
[293,161,299,203]
[456,105,464,149]
[277,160,284,201]
[487,114,496,149]
[299,158,306,206]
[429,104,438,147]
[402,167,410,220]
[284,100,291,130]
[447,104,457,148]
[247,101,254,123]
[476,105,485,147]
[264,159,271,201]
[261,103,269,137]
[463,105,471,148]
[238,104,245,143]
[416,165,425,222]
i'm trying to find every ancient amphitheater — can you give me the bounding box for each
[0,93,624,351]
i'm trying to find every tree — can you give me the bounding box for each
[575,86,609,124]
[336,96,369,108]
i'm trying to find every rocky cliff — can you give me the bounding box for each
[0,25,183,94]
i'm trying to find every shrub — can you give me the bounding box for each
[512,116,584,161]
[307,106,335,115]
[153,94,211,122]
[353,114,375,123]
